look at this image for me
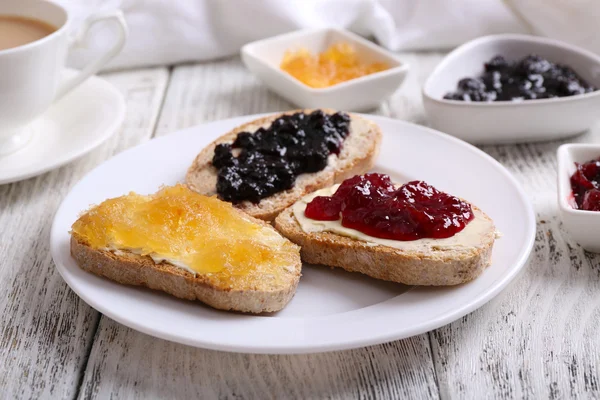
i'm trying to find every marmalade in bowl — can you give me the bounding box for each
[280,42,389,88]
[71,185,299,286]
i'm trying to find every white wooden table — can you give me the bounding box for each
[2,53,600,399]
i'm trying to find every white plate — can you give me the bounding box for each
[50,114,535,354]
[0,70,125,184]
[423,34,600,144]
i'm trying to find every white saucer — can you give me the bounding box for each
[51,114,536,354]
[0,70,125,184]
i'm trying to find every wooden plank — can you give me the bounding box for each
[79,321,438,400]
[0,67,168,399]
[154,57,293,134]
[79,55,441,399]
[432,137,600,399]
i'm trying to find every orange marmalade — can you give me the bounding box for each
[280,42,389,88]
[71,185,299,287]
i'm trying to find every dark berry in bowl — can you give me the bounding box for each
[484,55,510,72]
[445,54,596,102]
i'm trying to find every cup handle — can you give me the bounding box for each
[55,10,128,100]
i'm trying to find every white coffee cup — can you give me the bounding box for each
[0,0,127,155]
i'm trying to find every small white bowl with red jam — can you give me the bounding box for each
[423,34,600,144]
[557,144,600,253]
[241,28,409,111]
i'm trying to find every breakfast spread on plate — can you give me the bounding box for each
[274,173,498,286]
[70,184,302,313]
[68,108,499,312]
[185,109,382,221]
[280,42,389,88]
[444,54,596,102]
[570,156,600,211]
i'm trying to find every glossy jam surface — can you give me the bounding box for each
[444,54,596,102]
[570,158,600,211]
[304,174,474,240]
[213,110,350,203]
[71,185,299,284]
[280,42,389,88]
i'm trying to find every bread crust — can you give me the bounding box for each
[185,109,382,221]
[274,206,496,286]
[70,226,302,314]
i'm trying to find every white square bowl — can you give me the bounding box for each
[241,28,409,111]
[423,34,600,144]
[557,143,600,253]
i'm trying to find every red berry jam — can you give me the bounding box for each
[304,173,474,241]
[570,157,600,211]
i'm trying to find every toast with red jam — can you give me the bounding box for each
[274,175,498,286]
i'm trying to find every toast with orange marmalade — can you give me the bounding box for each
[70,185,302,313]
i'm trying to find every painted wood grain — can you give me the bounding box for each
[0,68,168,399]
[432,135,600,399]
[78,321,438,400]
[78,55,443,399]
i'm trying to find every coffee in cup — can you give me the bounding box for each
[0,1,128,156]
[0,16,57,50]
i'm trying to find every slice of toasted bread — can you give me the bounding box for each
[71,234,301,313]
[70,208,302,314]
[274,205,496,286]
[185,109,382,221]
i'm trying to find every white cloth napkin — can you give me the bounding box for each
[505,0,600,55]
[56,0,599,71]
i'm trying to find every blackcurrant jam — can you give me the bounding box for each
[444,54,596,102]
[212,110,350,203]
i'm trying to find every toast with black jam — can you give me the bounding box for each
[186,109,382,221]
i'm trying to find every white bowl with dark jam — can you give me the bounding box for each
[423,34,600,144]
[241,28,409,111]
[557,143,600,253]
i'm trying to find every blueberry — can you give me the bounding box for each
[560,80,585,96]
[485,55,509,72]
[212,143,233,168]
[232,131,255,148]
[517,54,552,75]
[528,74,544,88]
[519,80,533,92]
[443,93,463,100]
[483,91,497,101]
[482,71,503,90]
[458,78,486,92]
